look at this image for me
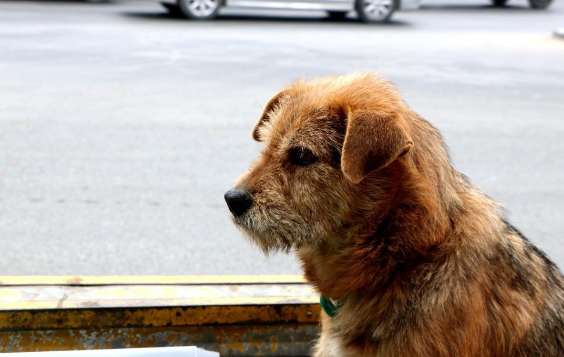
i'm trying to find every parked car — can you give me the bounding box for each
[162,0,422,23]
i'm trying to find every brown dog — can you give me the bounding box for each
[224,73,564,357]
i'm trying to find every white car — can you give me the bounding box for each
[165,0,422,23]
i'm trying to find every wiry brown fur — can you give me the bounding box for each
[229,73,564,357]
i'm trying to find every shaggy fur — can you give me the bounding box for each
[227,73,564,357]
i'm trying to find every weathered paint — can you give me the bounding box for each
[0,284,318,311]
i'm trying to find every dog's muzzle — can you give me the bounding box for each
[224,188,253,217]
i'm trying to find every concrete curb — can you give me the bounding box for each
[555,28,564,39]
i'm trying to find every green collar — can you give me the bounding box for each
[320,295,341,318]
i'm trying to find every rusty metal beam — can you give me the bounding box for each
[0,305,319,330]
[0,324,318,356]
[0,276,320,355]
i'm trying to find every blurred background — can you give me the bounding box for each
[0,0,563,275]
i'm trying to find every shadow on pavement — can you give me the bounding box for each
[4,0,123,6]
[8,0,119,3]
[120,10,411,27]
[420,4,537,11]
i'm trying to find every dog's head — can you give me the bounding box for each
[225,74,414,253]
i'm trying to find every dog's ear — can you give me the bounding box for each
[341,109,413,184]
[252,90,290,142]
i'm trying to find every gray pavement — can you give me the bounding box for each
[0,0,563,274]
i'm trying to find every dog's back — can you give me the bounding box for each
[500,222,564,356]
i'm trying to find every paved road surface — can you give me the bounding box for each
[0,0,563,274]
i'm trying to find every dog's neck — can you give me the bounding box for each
[297,177,458,355]
[297,162,455,302]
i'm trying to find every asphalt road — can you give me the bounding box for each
[0,0,563,274]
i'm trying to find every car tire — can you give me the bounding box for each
[327,11,348,21]
[355,0,396,23]
[177,0,221,20]
[528,0,552,9]
[491,0,508,7]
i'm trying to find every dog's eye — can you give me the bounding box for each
[288,147,318,166]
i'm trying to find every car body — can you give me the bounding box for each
[221,0,420,12]
[168,0,422,23]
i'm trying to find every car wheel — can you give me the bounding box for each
[327,11,348,21]
[528,0,552,9]
[355,0,396,23]
[177,0,221,20]
[491,0,508,7]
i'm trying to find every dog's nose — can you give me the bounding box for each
[224,188,253,217]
